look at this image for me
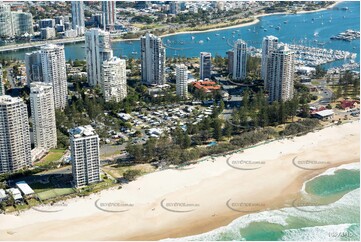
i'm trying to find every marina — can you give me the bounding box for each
[0,1,359,72]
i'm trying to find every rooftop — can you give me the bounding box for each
[70,125,97,138]
[0,95,23,105]
[315,109,334,117]
[16,181,35,195]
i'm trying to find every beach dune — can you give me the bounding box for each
[0,121,359,240]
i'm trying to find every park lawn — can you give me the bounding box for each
[36,149,66,167]
[133,23,166,30]
[179,18,254,32]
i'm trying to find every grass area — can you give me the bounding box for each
[37,188,76,200]
[36,149,66,167]
[102,163,155,179]
[77,178,116,196]
[178,18,254,32]
[100,149,121,159]
[133,23,166,30]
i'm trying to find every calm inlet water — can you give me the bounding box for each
[2,1,360,70]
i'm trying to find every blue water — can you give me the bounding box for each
[2,1,360,70]
[166,163,360,241]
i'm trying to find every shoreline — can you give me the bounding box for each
[0,1,346,53]
[0,120,359,240]
[112,1,343,43]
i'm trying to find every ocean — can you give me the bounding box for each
[2,1,360,70]
[166,163,360,241]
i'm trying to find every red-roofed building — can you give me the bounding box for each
[192,80,221,93]
[339,100,359,111]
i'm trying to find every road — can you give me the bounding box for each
[0,37,85,53]
[311,80,334,107]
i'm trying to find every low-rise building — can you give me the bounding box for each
[192,80,221,93]
[15,181,35,197]
[312,109,334,120]
[6,188,23,202]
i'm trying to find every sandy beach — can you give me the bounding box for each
[112,1,343,42]
[0,120,359,240]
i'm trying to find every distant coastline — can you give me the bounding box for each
[112,1,343,42]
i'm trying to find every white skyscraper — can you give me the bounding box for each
[232,39,247,81]
[140,33,165,85]
[267,45,295,102]
[0,3,33,38]
[40,44,68,109]
[25,50,43,85]
[30,82,57,150]
[0,3,13,37]
[176,64,188,98]
[85,28,113,87]
[101,57,127,102]
[70,125,100,187]
[0,96,31,174]
[71,1,85,35]
[200,52,212,80]
[101,1,116,31]
[11,11,33,36]
[261,36,279,88]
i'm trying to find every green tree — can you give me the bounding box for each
[123,169,142,181]
[212,118,223,141]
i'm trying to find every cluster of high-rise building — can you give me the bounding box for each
[0,3,33,38]
[85,28,127,103]
[0,1,296,189]
[25,44,68,109]
[224,36,294,102]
